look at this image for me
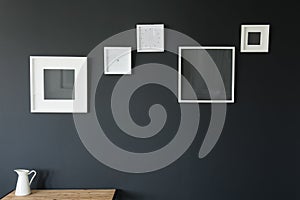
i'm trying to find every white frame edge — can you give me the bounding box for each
[178,46,235,103]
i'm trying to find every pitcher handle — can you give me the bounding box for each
[28,170,37,185]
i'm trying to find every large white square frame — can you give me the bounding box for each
[178,46,235,103]
[30,56,87,113]
[240,24,270,52]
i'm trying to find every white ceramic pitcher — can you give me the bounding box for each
[14,169,37,196]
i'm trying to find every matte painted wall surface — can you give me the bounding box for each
[0,0,299,199]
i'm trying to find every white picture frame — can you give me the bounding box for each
[30,56,87,113]
[136,24,164,52]
[178,46,235,103]
[240,25,270,53]
[104,47,131,74]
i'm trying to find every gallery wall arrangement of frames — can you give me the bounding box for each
[29,23,270,113]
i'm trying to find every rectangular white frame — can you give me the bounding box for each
[30,56,87,113]
[178,46,235,103]
[240,25,270,53]
[104,47,132,74]
[136,24,164,52]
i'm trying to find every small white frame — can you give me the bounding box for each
[240,25,270,53]
[136,24,164,52]
[104,47,131,74]
[30,56,87,113]
[178,46,235,103]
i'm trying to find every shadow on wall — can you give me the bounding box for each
[32,169,50,189]
[114,190,149,200]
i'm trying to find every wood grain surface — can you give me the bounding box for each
[1,189,116,200]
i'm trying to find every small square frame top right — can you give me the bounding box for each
[136,24,164,52]
[240,25,270,53]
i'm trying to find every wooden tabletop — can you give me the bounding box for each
[1,189,116,200]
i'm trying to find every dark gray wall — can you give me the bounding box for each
[0,0,299,199]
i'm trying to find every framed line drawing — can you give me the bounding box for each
[104,47,131,74]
